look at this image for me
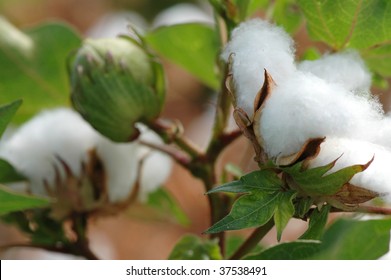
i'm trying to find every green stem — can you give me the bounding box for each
[229,219,275,260]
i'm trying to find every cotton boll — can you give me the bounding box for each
[0,108,97,195]
[222,19,296,118]
[152,3,214,28]
[308,137,391,202]
[257,72,383,159]
[298,51,372,94]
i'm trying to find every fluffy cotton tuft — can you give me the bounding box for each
[308,137,391,202]
[258,72,383,158]
[0,108,97,195]
[0,108,171,204]
[298,51,372,94]
[222,19,296,118]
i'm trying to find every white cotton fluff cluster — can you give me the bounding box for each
[298,51,372,94]
[0,108,172,203]
[221,19,296,118]
[224,19,391,202]
[259,72,383,157]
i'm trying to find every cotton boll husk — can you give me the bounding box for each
[258,72,383,159]
[298,51,372,94]
[308,137,391,202]
[0,108,97,195]
[221,19,296,118]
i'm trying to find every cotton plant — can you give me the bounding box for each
[222,18,391,203]
[1,0,391,261]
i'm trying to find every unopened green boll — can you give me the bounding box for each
[70,37,165,142]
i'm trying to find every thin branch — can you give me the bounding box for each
[139,140,191,168]
[229,219,275,260]
[149,119,203,159]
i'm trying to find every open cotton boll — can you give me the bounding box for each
[308,137,391,202]
[0,107,172,217]
[222,19,296,118]
[257,72,383,159]
[298,51,372,94]
[0,108,97,195]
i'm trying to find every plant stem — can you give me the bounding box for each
[139,139,191,168]
[149,119,203,159]
[70,213,99,260]
[229,219,275,260]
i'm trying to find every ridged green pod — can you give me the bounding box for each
[70,37,165,142]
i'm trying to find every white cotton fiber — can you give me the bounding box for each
[298,51,372,94]
[0,108,97,195]
[308,137,391,202]
[221,19,297,118]
[136,125,172,202]
[95,137,139,203]
[257,72,383,159]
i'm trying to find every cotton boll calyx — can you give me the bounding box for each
[308,137,391,203]
[0,108,172,219]
[298,51,372,94]
[222,19,296,118]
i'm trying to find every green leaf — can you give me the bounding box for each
[246,218,391,260]
[208,169,282,194]
[0,185,51,215]
[295,196,314,218]
[274,191,296,241]
[0,159,25,183]
[168,234,222,260]
[247,0,270,16]
[300,205,330,240]
[0,99,22,136]
[314,218,391,260]
[283,158,369,196]
[145,23,220,89]
[206,170,295,234]
[273,0,303,34]
[0,17,81,122]
[205,190,285,234]
[298,0,391,77]
[146,188,190,226]
[245,240,321,260]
